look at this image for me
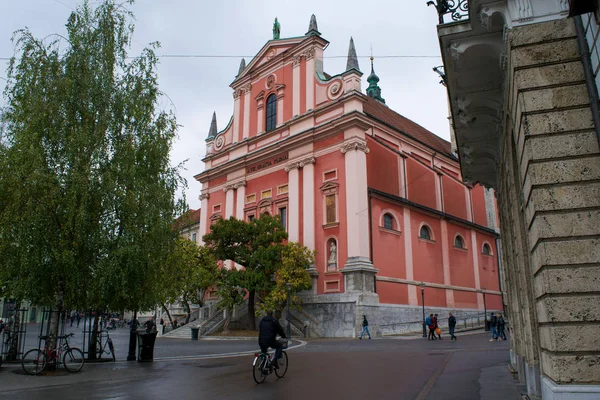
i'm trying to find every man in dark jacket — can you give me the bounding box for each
[489,314,498,341]
[258,311,287,367]
[448,313,457,341]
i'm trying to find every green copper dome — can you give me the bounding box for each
[366,57,385,104]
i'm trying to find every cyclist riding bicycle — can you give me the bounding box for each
[258,311,287,369]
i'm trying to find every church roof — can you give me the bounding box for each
[361,95,453,158]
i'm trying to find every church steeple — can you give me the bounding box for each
[366,57,385,104]
[346,37,360,72]
[237,58,246,77]
[306,14,320,36]
[207,112,217,141]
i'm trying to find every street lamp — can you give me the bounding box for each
[420,282,426,338]
[285,283,292,340]
[127,310,137,361]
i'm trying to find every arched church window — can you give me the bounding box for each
[419,225,432,241]
[454,235,465,249]
[266,94,277,132]
[482,243,492,255]
[383,213,394,230]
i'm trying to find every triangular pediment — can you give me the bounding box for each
[319,181,339,193]
[232,37,306,84]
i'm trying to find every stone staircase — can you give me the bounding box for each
[163,307,226,339]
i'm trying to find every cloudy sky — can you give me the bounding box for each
[1,0,450,210]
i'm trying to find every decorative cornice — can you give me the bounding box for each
[233,89,243,99]
[340,138,369,154]
[304,47,316,60]
[292,55,302,67]
[199,192,210,201]
[223,180,246,191]
[233,180,247,189]
[223,183,235,192]
[243,83,252,93]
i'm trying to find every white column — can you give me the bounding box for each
[435,172,443,211]
[257,103,264,134]
[403,208,417,305]
[305,50,315,111]
[277,93,284,127]
[398,156,407,198]
[470,229,483,309]
[286,165,300,242]
[198,193,209,245]
[225,187,235,219]
[242,85,251,139]
[233,90,241,143]
[302,159,316,250]
[466,187,474,222]
[292,56,301,117]
[342,139,370,259]
[440,220,455,307]
[235,183,246,220]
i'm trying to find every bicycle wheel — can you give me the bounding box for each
[252,355,267,384]
[108,338,116,362]
[63,348,84,373]
[22,349,47,375]
[274,351,288,378]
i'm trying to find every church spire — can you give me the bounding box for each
[237,58,246,77]
[306,14,320,36]
[207,112,217,140]
[346,37,360,72]
[366,57,385,104]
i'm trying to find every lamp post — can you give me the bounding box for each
[285,283,292,340]
[420,283,426,338]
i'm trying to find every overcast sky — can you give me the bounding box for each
[1,0,450,210]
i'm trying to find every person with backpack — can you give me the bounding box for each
[433,314,442,340]
[359,315,371,339]
[489,313,499,341]
[426,314,436,340]
[448,312,457,341]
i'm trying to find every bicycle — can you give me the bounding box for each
[21,333,84,375]
[252,340,288,384]
[96,329,116,361]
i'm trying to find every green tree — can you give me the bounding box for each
[163,237,218,324]
[0,0,184,355]
[258,242,314,314]
[203,215,287,330]
[215,268,245,333]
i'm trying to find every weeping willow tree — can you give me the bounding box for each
[0,0,185,356]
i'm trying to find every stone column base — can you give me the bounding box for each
[307,267,319,295]
[542,376,600,400]
[525,361,542,399]
[341,257,379,293]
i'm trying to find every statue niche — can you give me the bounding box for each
[327,238,337,272]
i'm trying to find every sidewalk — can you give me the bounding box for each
[384,326,487,340]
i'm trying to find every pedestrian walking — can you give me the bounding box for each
[426,314,436,340]
[70,313,75,327]
[448,312,457,341]
[359,315,371,339]
[434,314,442,340]
[489,313,499,341]
[497,313,506,340]
[76,313,81,327]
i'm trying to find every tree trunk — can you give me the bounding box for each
[183,295,191,324]
[162,304,174,326]
[87,310,100,360]
[46,289,64,370]
[247,290,256,330]
[6,301,21,361]
[223,308,231,333]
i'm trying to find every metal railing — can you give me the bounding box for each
[427,0,469,24]
[380,311,489,336]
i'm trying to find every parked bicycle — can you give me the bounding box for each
[21,333,84,375]
[252,341,288,384]
[96,329,116,361]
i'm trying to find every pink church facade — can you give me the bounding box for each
[195,16,502,337]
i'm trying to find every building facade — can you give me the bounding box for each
[432,0,600,398]
[195,16,502,338]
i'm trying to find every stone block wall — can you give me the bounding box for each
[500,17,600,395]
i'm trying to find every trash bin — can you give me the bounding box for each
[137,331,158,361]
[191,327,199,340]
